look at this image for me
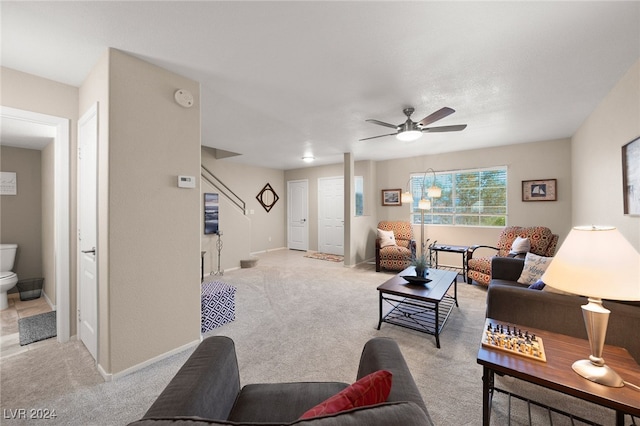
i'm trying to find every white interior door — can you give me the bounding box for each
[287,180,308,251]
[318,177,344,255]
[78,104,98,361]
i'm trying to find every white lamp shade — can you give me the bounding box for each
[401,191,414,203]
[427,185,442,198]
[396,130,422,142]
[418,198,431,210]
[541,226,640,300]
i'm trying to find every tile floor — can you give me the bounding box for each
[0,292,55,360]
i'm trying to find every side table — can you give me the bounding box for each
[477,318,640,426]
[428,243,469,282]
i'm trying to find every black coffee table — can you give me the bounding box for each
[377,266,459,348]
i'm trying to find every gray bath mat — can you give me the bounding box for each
[18,311,57,346]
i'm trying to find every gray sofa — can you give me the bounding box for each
[130,336,433,425]
[487,256,640,363]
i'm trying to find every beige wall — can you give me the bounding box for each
[1,66,78,326]
[0,146,43,281]
[41,142,55,303]
[374,138,573,262]
[201,148,286,272]
[107,50,202,374]
[572,58,640,251]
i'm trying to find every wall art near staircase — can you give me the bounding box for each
[256,183,279,212]
[204,193,219,234]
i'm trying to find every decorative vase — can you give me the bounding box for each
[415,267,427,278]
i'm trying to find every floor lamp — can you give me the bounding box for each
[401,168,441,255]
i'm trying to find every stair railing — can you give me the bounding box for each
[201,165,246,214]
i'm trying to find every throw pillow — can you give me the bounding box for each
[509,236,531,255]
[517,252,553,285]
[377,229,397,248]
[528,279,545,290]
[299,370,392,419]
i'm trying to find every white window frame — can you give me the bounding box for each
[408,166,508,227]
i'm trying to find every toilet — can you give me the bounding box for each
[0,244,19,310]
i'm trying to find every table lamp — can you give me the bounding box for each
[541,226,640,387]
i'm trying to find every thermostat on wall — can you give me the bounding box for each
[178,175,196,188]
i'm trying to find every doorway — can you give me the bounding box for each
[0,106,70,343]
[77,104,98,360]
[318,176,344,255]
[287,179,308,251]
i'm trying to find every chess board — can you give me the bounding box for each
[481,319,547,362]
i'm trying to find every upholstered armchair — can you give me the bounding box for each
[466,226,559,286]
[375,221,416,272]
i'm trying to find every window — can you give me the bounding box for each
[354,176,364,216]
[409,167,507,227]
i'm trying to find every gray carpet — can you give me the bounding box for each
[0,251,629,425]
[18,311,57,346]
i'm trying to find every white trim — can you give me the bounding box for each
[98,338,201,382]
[0,106,70,343]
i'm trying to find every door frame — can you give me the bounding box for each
[0,106,70,342]
[77,103,99,360]
[317,176,344,256]
[287,179,309,251]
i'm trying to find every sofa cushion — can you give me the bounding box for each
[299,370,392,419]
[517,252,553,285]
[509,236,530,255]
[528,279,545,290]
[377,229,397,248]
[228,382,348,423]
[128,401,432,425]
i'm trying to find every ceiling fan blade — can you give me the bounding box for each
[417,107,455,127]
[421,124,467,133]
[359,132,398,141]
[365,119,398,129]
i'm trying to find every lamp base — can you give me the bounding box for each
[572,359,624,387]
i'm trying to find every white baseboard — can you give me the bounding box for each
[98,338,201,382]
[43,291,55,310]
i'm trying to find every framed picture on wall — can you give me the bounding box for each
[622,136,640,215]
[381,188,402,206]
[522,179,557,201]
[204,193,219,234]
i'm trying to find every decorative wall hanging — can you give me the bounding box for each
[522,179,557,202]
[204,193,219,234]
[381,188,402,206]
[257,183,279,212]
[0,172,17,195]
[622,136,640,215]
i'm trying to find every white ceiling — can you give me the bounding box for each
[2,1,639,170]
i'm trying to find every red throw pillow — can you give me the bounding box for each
[299,370,392,419]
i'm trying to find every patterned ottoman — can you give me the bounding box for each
[201,280,236,333]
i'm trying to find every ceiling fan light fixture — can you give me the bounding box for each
[396,130,422,141]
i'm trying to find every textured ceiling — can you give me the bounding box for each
[2,1,639,169]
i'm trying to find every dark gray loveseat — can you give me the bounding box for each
[487,256,640,363]
[130,336,433,425]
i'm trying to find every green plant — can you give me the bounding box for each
[410,252,430,269]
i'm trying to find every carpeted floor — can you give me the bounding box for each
[0,250,628,425]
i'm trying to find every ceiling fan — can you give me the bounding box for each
[360,107,467,141]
